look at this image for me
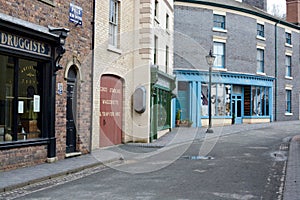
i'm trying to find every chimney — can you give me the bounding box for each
[243,0,267,11]
[286,0,300,25]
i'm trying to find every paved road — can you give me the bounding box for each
[11,122,300,199]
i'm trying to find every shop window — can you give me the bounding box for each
[252,86,269,116]
[213,42,225,68]
[286,90,292,113]
[157,89,171,129]
[285,55,292,77]
[201,83,231,116]
[213,14,225,30]
[109,0,119,47]
[0,55,44,142]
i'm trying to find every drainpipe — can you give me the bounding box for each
[89,0,95,153]
[274,21,279,121]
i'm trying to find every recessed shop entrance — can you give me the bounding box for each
[99,75,123,147]
[232,94,242,124]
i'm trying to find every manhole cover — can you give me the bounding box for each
[182,155,214,160]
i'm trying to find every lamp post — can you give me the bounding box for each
[205,50,216,133]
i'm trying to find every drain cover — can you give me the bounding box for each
[183,155,214,160]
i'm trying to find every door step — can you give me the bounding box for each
[65,152,82,158]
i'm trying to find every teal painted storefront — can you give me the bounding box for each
[174,70,275,128]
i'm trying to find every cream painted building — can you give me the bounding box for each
[93,0,175,148]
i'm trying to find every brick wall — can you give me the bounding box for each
[0,0,93,169]
[0,145,47,171]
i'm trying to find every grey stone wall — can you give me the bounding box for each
[174,3,300,121]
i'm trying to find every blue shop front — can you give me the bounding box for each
[174,69,275,127]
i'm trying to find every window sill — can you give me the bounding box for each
[166,29,171,35]
[0,138,49,150]
[285,112,293,116]
[285,76,293,80]
[154,17,160,25]
[256,72,266,76]
[285,43,293,48]
[256,36,266,41]
[212,28,227,33]
[107,44,122,54]
[38,0,55,6]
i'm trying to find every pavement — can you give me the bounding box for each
[0,122,299,199]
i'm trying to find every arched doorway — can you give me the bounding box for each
[100,75,123,147]
[66,65,78,153]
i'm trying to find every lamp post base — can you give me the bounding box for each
[206,127,214,133]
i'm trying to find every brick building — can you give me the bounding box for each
[0,0,93,171]
[173,0,300,127]
[93,0,175,147]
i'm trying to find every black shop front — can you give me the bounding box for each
[0,13,68,170]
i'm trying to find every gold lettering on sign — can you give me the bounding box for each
[0,32,49,56]
[102,100,119,105]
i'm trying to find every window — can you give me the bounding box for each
[286,32,292,45]
[165,45,169,73]
[109,0,119,47]
[154,0,158,18]
[213,14,225,29]
[285,56,292,77]
[257,23,265,38]
[286,90,292,113]
[252,87,269,116]
[257,49,264,73]
[201,83,231,116]
[154,36,158,65]
[166,13,169,30]
[0,55,45,142]
[213,42,225,68]
[157,89,171,129]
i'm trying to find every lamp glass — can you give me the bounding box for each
[206,51,216,66]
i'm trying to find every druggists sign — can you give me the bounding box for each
[0,31,51,57]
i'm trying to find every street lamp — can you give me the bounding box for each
[205,50,216,133]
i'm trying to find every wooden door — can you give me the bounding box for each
[100,75,122,147]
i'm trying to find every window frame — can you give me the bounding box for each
[286,90,292,114]
[109,0,119,47]
[286,32,292,45]
[154,35,158,65]
[213,42,225,69]
[213,14,226,30]
[256,49,264,73]
[285,55,292,77]
[257,23,265,38]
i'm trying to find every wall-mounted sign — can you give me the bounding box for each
[57,83,63,95]
[0,31,51,57]
[69,3,83,26]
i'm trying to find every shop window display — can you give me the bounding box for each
[201,83,231,116]
[0,55,43,142]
